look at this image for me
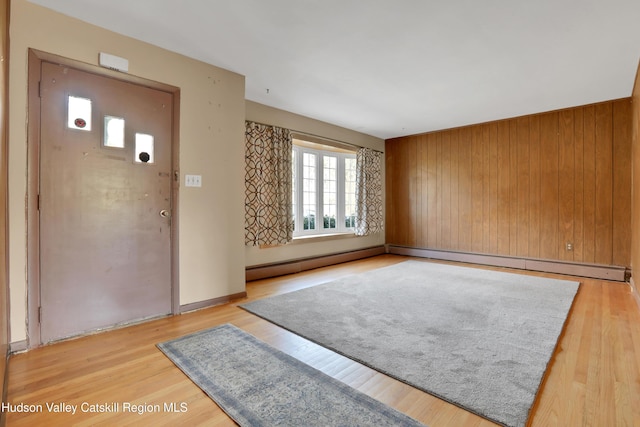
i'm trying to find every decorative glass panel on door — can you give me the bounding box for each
[134,133,154,164]
[103,116,125,148]
[67,95,92,131]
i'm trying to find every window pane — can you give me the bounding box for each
[292,150,296,230]
[67,96,92,131]
[323,156,337,229]
[302,153,316,230]
[103,116,125,148]
[135,133,154,164]
[345,157,357,228]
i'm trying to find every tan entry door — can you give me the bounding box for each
[39,62,173,344]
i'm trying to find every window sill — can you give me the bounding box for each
[256,233,358,249]
[291,232,357,244]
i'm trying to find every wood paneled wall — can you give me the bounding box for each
[386,99,632,267]
[631,64,640,289]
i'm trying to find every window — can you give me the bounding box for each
[344,158,357,228]
[292,140,357,236]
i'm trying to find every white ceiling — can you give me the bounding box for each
[29,0,640,139]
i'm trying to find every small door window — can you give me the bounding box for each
[135,133,154,164]
[103,116,125,148]
[67,95,92,131]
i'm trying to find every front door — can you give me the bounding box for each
[38,61,173,344]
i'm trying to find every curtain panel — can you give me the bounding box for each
[355,147,383,236]
[244,122,293,246]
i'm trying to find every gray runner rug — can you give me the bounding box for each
[157,323,426,427]
[241,260,580,427]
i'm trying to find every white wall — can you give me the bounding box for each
[245,101,385,267]
[9,0,246,343]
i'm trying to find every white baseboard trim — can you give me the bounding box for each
[387,245,627,281]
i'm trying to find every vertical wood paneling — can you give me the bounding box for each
[559,109,575,261]
[516,117,530,257]
[497,120,511,255]
[539,112,559,260]
[632,66,640,278]
[573,108,585,261]
[528,116,541,258]
[436,133,443,247]
[595,103,613,264]
[471,127,483,252]
[488,123,499,254]
[411,136,419,247]
[394,138,411,245]
[385,99,632,267]
[458,128,472,252]
[426,134,438,248]
[612,99,631,267]
[480,124,491,253]
[419,135,430,247]
[449,130,460,249]
[418,135,428,248]
[583,105,596,263]
[411,136,421,247]
[412,136,420,248]
[509,120,519,256]
[441,132,452,249]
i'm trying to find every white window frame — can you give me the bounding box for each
[292,144,356,237]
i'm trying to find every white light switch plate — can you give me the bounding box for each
[185,174,202,187]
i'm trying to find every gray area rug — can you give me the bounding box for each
[241,260,580,427]
[157,323,426,427]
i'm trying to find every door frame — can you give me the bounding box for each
[27,49,181,348]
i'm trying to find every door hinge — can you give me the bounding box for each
[37,194,40,211]
[38,81,42,98]
[174,170,180,184]
[38,306,42,323]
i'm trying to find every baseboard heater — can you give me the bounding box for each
[246,246,386,282]
[387,245,628,282]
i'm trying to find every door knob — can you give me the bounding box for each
[159,209,171,218]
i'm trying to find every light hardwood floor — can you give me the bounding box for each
[6,255,640,426]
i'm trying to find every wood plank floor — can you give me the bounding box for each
[5,255,640,426]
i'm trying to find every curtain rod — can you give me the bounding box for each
[245,120,383,154]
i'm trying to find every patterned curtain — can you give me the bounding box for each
[355,147,383,236]
[244,122,293,246]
